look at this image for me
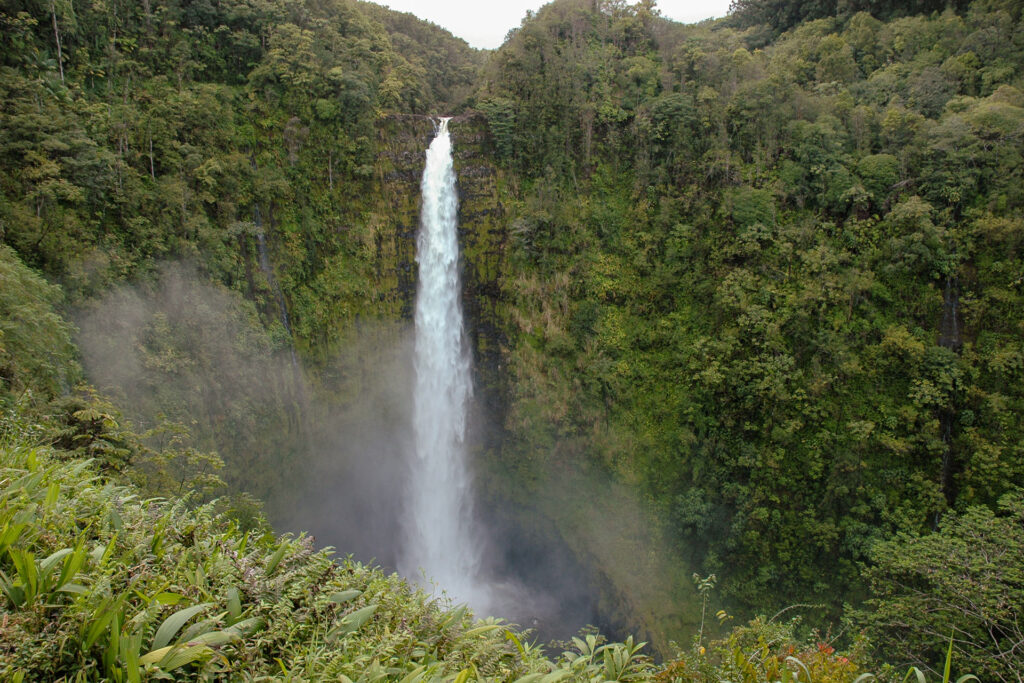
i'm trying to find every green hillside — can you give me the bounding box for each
[474,0,1024,654]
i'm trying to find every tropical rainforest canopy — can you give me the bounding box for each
[1,0,1023,680]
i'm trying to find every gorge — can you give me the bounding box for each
[1,0,1023,678]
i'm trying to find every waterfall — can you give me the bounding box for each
[939,275,962,351]
[254,209,291,336]
[400,118,487,611]
[253,211,300,373]
[937,275,963,517]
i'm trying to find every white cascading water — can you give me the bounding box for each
[400,118,487,611]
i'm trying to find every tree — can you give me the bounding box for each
[854,493,1024,681]
[728,0,971,34]
[0,245,80,403]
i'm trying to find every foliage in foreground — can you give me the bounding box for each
[0,424,658,681]
[656,615,985,683]
[0,423,989,682]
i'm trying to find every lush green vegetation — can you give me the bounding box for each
[727,0,973,35]
[1,0,1023,678]
[0,435,539,681]
[2,241,1005,681]
[475,0,1024,661]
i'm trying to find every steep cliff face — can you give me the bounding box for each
[372,115,434,318]
[453,119,695,652]
[452,121,633,647]
[370,112,510,383]
[452,117,513,415]
[368,115,645,644]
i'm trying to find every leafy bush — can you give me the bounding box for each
[0,434,555,681]
[853,494,1024,681]
[0,246,80,403]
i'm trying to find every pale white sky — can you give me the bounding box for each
[379,1,734,49]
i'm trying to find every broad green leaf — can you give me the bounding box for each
[40,547,73,574]
[540,672,572,683]
[103,611,122,674]
[13,508,38,527]
[505,630,526,655]
[83,598,123,650]
[510,675,543,683]
[226,586,241,623]
[153,591,184,606]
[10,471,44,494]
[56,543,86,590]
[903,667,928,683]
[265,543,288,575]
[236,530,249,555]
[943,631,954,683]
[44,482,60,509]
[11,549,37,597]
[327,604,378,640]
[0,570,26,607]
[180,616,219,643]
[122,631,143,683]
[108,507,124,531]
[186,629,242,647]
[397,665,427,683]
[328,589,361,604]
[460,623,502,639]
[441,605,467,629]
[227,616,265,635]
[602,646,617,677]
[140,646,174,666]
[180,615,264,649]
[152,602,212,650]
[154,644,213,671]
[342,604,377,629]
[0,522,27,553]
[91,534,118,569]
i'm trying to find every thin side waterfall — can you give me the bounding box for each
[253,211,300,374]
[400,118,488,611]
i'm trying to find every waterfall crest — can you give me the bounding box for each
[400,118,487,611]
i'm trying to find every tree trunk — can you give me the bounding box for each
[149,131,156,180]
[51,1,64,83]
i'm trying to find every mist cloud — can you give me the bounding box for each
[72,262,669,647]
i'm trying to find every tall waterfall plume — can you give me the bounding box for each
[400,117,488,611]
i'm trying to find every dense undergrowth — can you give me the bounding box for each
[0,410,987,682]
[0,427,551,680]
